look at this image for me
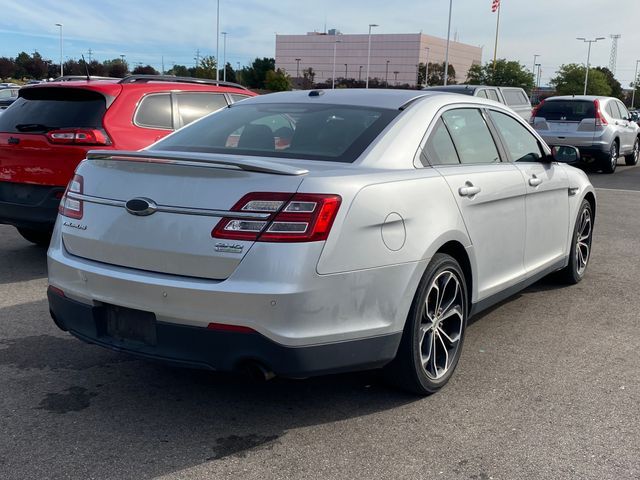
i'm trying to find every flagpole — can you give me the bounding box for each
[492,2,501,71]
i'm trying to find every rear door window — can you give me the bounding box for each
[485,89,500,102]
[421,118,460,166]
[0,87,106,133]
[536,100,595,121]
[175,92,228,127]
[134,93,173,129]
[489,111,543,162]
[476,90,488,99]
[441,109,501,164]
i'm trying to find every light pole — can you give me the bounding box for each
[424,47,430,87]
[577,37,605,95]
[631,60,640,109]
[55,23,63,77]
[295,58,301,78]
[221,32,227,81]
[365,23,379,88]
[359,65,363,82]
[215,0,220,81]
[393,71,399,86]
[443,0,453,86]
[344,63,348,78]
[331,39,341,89]
[532,63,541,103]
[531,54,540,78]
[385,60,390,86]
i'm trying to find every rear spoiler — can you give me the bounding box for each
[86,150,309,176]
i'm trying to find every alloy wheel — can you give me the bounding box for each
[419,270,465,380]
[633,140,639,164]
[575,207,592,276]
[610,143,618,169]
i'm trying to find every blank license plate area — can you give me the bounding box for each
[104,304,157,346]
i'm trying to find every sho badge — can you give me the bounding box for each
[63,221,87,230]
[214,242,243,254]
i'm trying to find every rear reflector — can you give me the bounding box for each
[47,285,66,298]
[212,192,341,243]
[59,174,84,219]
[207,322,256,334]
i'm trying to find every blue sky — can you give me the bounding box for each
[1,0,639,86]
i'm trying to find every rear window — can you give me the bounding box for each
[0,87,106,133]
[537,100,595,121]
[502,89,528,106]
[151,102,399,163]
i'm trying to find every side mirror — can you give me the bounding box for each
[551,145,580,164]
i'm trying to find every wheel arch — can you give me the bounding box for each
[583,191,596,221]
[435,240,473,308]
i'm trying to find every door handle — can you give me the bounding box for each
[458,182,481,197]
[528,175,543,187]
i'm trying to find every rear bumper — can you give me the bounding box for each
[47,287,401,377]
[0,181,64,230]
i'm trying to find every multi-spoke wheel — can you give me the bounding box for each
[384,253,468,395]
[624,137,639,166]
[602,141,618,174]
[558,199,593,284]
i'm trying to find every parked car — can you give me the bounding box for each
[531,95,640,173]
[0,86,19,109]
[424,85,533,121]
[48,89,595,395]
[0,75,255,245]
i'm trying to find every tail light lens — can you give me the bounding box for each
[594,99,608,127]
[529,99,544,124]
[59,174,84,219]
[46,128,111,145]
[212,192,342,243]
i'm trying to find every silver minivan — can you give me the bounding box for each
[531,95,640,173]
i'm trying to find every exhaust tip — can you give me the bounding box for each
[239,361,276,382]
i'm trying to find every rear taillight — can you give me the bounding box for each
[59,174,84,219]
[46,128,111,145]
[529,100,544,124]
[594,99,608,127]
[212,192,342,243]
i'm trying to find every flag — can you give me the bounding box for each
[491,0,500,12]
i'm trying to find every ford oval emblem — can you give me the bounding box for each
[125,197,158,216]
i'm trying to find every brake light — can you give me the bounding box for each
[46,128,111,145]
[59,174,84,219]
[530,99,544,124]
[212,192,342,243]
[594,99,608,127]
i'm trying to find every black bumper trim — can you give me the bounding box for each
[47,289,402,377]
[0,182,64,230]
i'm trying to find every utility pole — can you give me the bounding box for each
[87,48,93,63]
[195,49,201,68]
[632,60,640,109]
[221,32,227,81]
[385,60,389,86]
[577,37,605,95]
[344,63,348,78]
[55,23,63,77]
[609,34,621,75]
[424,47,430,87]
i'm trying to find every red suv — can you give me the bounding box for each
[0,75,255,245]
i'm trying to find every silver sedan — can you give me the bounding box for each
[47,90,595,395]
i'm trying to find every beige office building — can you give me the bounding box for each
[276,31,482,86]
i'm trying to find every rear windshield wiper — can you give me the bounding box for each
[15,123,59,132]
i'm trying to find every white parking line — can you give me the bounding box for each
[595,187,640,194]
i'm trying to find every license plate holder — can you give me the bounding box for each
[103,304,157,346]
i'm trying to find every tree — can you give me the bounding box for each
[594,67,623,99]
[265,69,291,91]
[465,59,534,92]
[132,65,159,75]
[103,58,129,78]
[195,55,217,79]
[301,67,315,89]
[426,62,456,86]
[241,57,276,89]
[0,57,16,80]
[220,63,236,83]
[550,64,611,96]
[167,64,189,77]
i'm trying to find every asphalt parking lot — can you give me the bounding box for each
[1,166,639,480]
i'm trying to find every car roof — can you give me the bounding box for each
[236,89,445,110]
[545,95,613,102]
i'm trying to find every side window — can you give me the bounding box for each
[615,101,629,120]
[420,118,460,166]
[485,89,500,102]
[134,93,173,129]
[476,89,488,99]
[441,109,501,164]
[230,94,251,103]
[176,93,227,126]
[489,110,544,163]
[502,89,524,106]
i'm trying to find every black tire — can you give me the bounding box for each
[601,141,618,174]
[557,199,593,284]
[624,137,639,166]
[16,227,52,247]
[383,253,468,395]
